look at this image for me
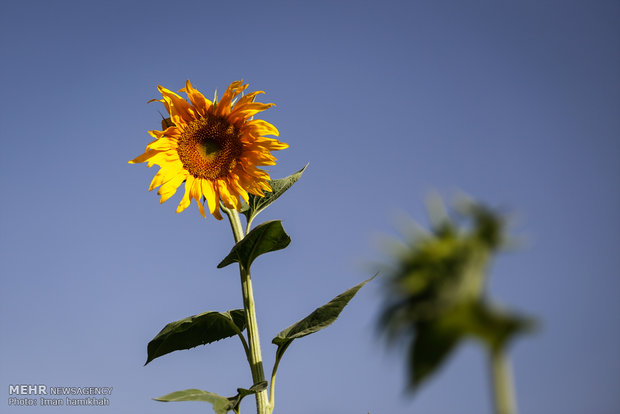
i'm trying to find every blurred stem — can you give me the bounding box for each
[222,204,271,414]
[489,348,517,414]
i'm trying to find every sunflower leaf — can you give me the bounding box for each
[408,301,536,389]
[145,310,246,365]
[241,164,308,221]
[154,381,268,414]
[272,275,376,360]
[154,389,233,414]
[229,381,268,412]
[458,301,537,352]
[410,320,463,389]
[217,220,290,270]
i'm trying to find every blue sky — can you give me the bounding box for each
[1,1,618,413]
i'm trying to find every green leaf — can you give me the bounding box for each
[146,310,246,365]
[272,275,376,350]
[407,301,536,389]
[410,321,462,389]
[217,220,291,270]
[241,164,308,221]
[228,381,269,413]
[463,301,537,351]
[154,389,233,414]
[236,381,267,399]
[154,382,268,414]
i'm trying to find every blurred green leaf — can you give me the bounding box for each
[410,320,463,388]
[241,164,308,222]
[146,310,245,365]
[462,301,537,351]
[408,301,535,388]
[217,220,290,270]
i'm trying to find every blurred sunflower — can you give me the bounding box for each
[130,80,288,219]
[378,197,535,391]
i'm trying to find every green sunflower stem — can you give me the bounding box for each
[489,348,517,414]
[224,204,245,243]
[223,205,271,414]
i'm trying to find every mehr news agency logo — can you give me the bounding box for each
[8,384,113,407]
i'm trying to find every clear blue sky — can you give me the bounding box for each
[1,1,618,413]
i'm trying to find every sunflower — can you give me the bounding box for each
[130,80,288,219]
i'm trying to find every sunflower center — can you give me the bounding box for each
[177,114,242,180]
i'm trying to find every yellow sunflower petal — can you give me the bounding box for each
[150,162,184,191]
[212,208,223,220]
[235,91,263,106]
[129,149,161,164]
[148,97,171,115]
[242,119,280,136]
[158,171,187,203]
[145,150,180,167]
[259,180,272,190]
[179,80,212,117]
[176,176,195,213]
[190,178,206,218]
[158,86,195,124]
[218,180,241,210]
[148,168,168,191]
[241,152,277,166]
[201,179,221,219]
[238,162,271,180]
[229,102,275,124]
[148,125,180,139]
[234,169,269,196]
[146,137,178,151]
[254,138,289,151]
[216,81,247,117]
[148,129,164,139]
[227,175,249,204]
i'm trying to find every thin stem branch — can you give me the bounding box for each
[235,331,251,361]
[489,348,517,414]
[268,342,290,410]
[268,360,279,410]
[246,215,256,236]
